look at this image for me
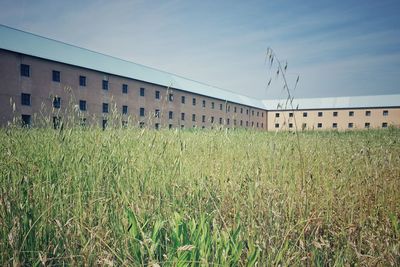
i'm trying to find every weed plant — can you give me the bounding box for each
[1,124,399,266]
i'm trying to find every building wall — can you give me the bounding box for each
[1,48,399,131]
[268,108,400,131]
[0,49,267,129]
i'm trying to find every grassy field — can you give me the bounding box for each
[0,126,399,266]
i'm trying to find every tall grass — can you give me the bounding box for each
[1,126,399,265]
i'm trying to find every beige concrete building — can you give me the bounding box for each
[0,25,399,131]
[264,97,400,131]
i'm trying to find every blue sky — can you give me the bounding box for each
[1,0,399,99]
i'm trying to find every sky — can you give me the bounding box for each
[0,0,399,100]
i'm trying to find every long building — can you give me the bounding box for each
[0,24,399,130]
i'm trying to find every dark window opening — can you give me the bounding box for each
[21,114,31,127]
[52,70,60,82]
[122,105,128,115]
[102,103,109,113]
[53,97,61,109]
[21,93,31,106]
[53,116,61,129]
[79,76,86,86]
[20,64,30,77]
[79,100,86,111]
[122,84,128,94]
[102,80,109,90]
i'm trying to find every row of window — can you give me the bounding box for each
[275,110,389,118]
[20,64,263,116]
[274,122,389,129]
[21,94,263,127]
[21,93,264,120]
[20,113,264,129]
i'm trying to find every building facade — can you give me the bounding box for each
[0,25,399,131]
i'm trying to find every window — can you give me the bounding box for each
[192,98,196,106]
[181,125,184,129]
[349,111,354,117]
[169,124,173,129]
[256,122,259,127]
[289,123,293,128]
[275,113,280,118]
[79,100,86,111]
[332,123,337,128]
[227,106,230,112]
[246,121,249,127]
[262,112,264,118]
[80,118,87,127]
[333,111,338,117]
[246,109,249,115]
[192,114,196,122]
[257,111,259,117]
[202,100,206,108]
[365,122,370,128]
[139,122,145,128]
[21,93,31,106]
[227,118,230,125]
[302,123,307,130]
[234,107,237,113]
[348,123,353,128]
[382,122,388,128]
[365,110,371,116]
[303,112,308,117]
[383,110,388,116]
[79,76,86,86]
[220,104,223,110]
[155,90,160,99]
[211,116,214,123]
[252,122,254,127]
[140,107,145,117]
[181,96,185,104]
[155,123,160,130]
[53,116,61,129]
[275,123,279,128]
[52,70,60,82]
[240,120,243,126]
[155,109,160,118]
[202,115,206,123]
[317,123,322,128]
[21,114,31,126]
[102,103,109,113]
[169,111,173,120]
[20,64,30,77]
[53,97,61,109]
[122,121,128,128]
[211,102,215,109]
[102,119,107,130]
[122,84,128,94]
[318,112,323,117]
[240,108,243,114]
[252,110,254,116]
[102,80,108,90]
[169,93,174,102]
[219,118,223,124]
[140,87,145,96]
[289,112,293,117]
[181,113,185,121]
[122,105,128,115]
